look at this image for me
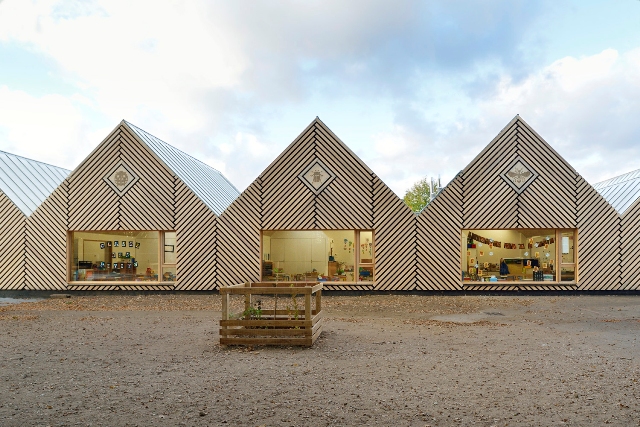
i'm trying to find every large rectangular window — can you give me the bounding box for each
[261,230,374,283]
[461,229,577,284]
[70,231,176,283]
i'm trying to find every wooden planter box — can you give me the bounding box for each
[219,282,323,347]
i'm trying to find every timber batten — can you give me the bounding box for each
[0,191,26,290]
[219,282,323,346]
[1,115,639,292]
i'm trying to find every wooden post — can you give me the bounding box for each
[222,291,229,321]
[305,292,311,322]
[315,289,321,315]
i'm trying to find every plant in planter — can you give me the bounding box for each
[242,299,263,320]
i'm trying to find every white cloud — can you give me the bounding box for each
[0,0,639,199]
[0,85,100,169]
[479,48,640,183]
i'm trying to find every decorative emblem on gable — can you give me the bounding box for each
[299,160,336,194]
[103,162,139,196]
[500,156,539,194]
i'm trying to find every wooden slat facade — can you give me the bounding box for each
[25,183,69,290]
[175,180,217,291]
[3,115,638,292]
[577,177,622,290]
[417,176,463,291]
[620,197,640,290]
[373,176,416,291]
[215,118,417,290]
[0,191,26,290]
[417,115,623,291]
[217,182,262,289]
[21,121,199,291]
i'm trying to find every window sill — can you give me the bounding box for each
[68,281,175,286]
[462,281,577,287]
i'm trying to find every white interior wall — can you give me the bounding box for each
[263,230,355,276]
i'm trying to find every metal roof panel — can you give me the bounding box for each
[0,150,71,216]
[593,168,640,214]
[123,122,240,215]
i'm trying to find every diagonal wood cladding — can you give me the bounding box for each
[0,191,26,290]
[261,119,373,230]
[517,124,577,228]
[463,122,519,229]
[68,126,121,230]
[261,125,316,230]
[314,123,373,230]
[373,176,416,290]
[67,123,175,231]
[577,176,622,290]
[217,118,414,289]
[118,126,175,231]
[621,198,640,290]
[417,175,463,290]
[418,115,619,291]
[217,180,262,288]
[463,116,578,229]
[25,183,69,290]
[175,179,217,291]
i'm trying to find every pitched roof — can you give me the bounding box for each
[124,121,240,215]
[0,150,70,216]
[593,168,640,214]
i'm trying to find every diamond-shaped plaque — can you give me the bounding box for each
[103,162,139,196]
[299,160,336,194]
[500,156,538,194]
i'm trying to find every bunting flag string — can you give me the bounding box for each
[469,233,555,250]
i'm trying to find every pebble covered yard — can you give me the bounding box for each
[1,294,640,426]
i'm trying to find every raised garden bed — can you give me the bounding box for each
[219,281,323,347]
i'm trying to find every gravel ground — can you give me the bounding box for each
[1,294,640,426]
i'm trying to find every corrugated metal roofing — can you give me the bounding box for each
[593,168,640,215]
[124,121,240,215]
[0,150,70,216]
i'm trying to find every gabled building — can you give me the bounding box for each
[0,151,69,290]
[1,115,639,292]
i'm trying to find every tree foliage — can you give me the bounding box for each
[403,177,431,213]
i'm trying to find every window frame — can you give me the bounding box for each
[460,228,578,285]
[260,229,375,284]
[67,230,176,284]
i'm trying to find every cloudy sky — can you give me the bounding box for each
[1,0,639,196]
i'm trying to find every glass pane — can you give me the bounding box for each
[561,231,575,263]
[359,265,374,281]
[71,231,159,282]
[359,231,374,262]
[560,266,575,281]
[164,231,176,264]
[162,266,176,282]
[462,229,557,282]
[261,230,356,282]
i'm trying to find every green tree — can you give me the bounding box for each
[403,177,431,213]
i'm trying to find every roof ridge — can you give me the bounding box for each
[123,121,226,176]
[0,149,71,173]
[593,168,640,188]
